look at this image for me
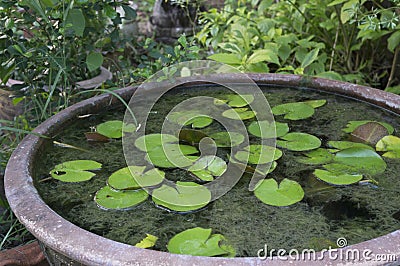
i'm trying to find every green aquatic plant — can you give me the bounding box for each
[167,227,235,257]
[49,160,102,182]
[188,156,227,181]
[152,182,211,212]
[95,186,148,210]
[134,133,179,152]
[343,120,394,134]
[107,166,165,190]
[214,94,255,107]
[135,234,158,249]
[222,107,256,120]
[248,121,289,139]
[376,135,400,158]
[145,144,199,168]
[96,120,136,139]
[254,178,304,207]
[167,111,213,129]
[209,132,244,147]
[277,132,321,151]
[233,144,282,165]
[272,99,326,121]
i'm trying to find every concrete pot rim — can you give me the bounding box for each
[5,73,400,266]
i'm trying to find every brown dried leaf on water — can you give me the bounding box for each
[84,132,110,142]
[350,122,389,145]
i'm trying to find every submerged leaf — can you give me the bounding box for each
[95,186,148,210]
[50,160,102,182]
[135,234,158,249]
[272,102,314,120]
[152,182,211,212]
[254,178,304,206]
[342,120,394,134]
[376,135,400,158]
[179,129,208,145]
[209,132,244,147]
[248,121,289,138]
[167,227,235,257]
[277,132,321,151]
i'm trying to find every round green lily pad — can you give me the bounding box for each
[277,132,321,151]
[314,169,363,185]
[209,132,244,147]
[95,186,148,210]
[107,166,165,190]
[152,181,211,212]
[214,94,255,107]
[145,144,199,168]
[233,145,282,165]
[96,120,136,139]
[248,121,289,138]
[188,156,227,181]
[296,148,334,165]
[167,111,213,129]
[167,227,235,257]
[376,135,400,158]
[254,178,304,206]
[50,160,102,182]
[303,99,327,108]
[272,102,315,120]
[134,133,179,152]
[222,108,256,120]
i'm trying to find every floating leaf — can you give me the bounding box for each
[134,134,179,152]
[222,108,256,120]
[50,160,101,182]
[189,156,227,181]
[376,135,400,158]
[350,122,389,145]
[233,145,281,164]
[95,186,148,210]
[145,144,198,168]
[254,178,304,206]
[277,132,321,151]
[96,120,136,139]
[333,148,386,175]
[167,111,213,129]
[85,132,110,142]
[327,141,374,151]
[209,132,244,147]
[135,234,158,249]
[167,227,235,257]
[107,166,164,190]
[152,182,211,212]
[248,121,289,138]
[343,120,394,134]
[272,102,315,120]
[296,148,335,165]
[314,169,362,185]
[304,99,327,108]
[214,94,254,107]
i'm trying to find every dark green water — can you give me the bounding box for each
[35,85,400,257]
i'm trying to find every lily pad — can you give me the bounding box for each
[233,145,282,165]
[272,102,315,120]
[134,134,179,152]
[296,148,335,165]
[277,132,321,151]
[168,111,213,128]
[314,169,363,185]
[167,227,235,257]
[50,160,102,182]
[107,166,165,190]
[95,186,148,210]
[214,94,254,107]
[188,156,227,181]
[96,120,136,139]
[350,122,389,145]
[333,147,386,175]
[152,182,211,212]
[376,135,400,158]
[254,178,304,206]
[248,121,289,139]
[209,132,244,147]
[145,144,199,168]
[343,120,394,134]
[327,141,374,151]
[304,99,327,108]
[135,234,158,249]
[222,108,256,120]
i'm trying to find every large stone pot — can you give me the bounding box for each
[5,74,400,265]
